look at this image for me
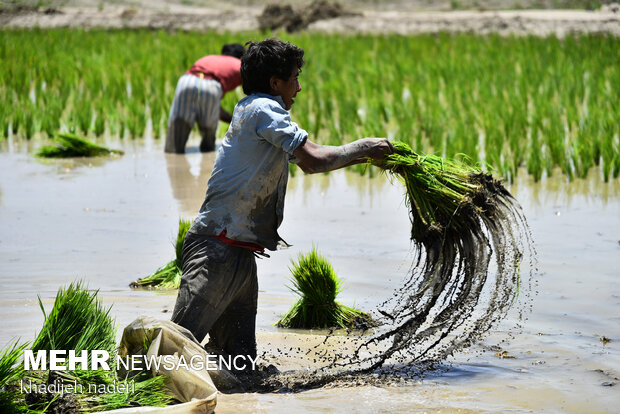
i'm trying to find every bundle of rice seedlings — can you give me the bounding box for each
[0,283,176,412]
[89,375,175,412]
[33,281,116,357]
[276,248,374,330]
[0,340,28,413]
[0,340,27,389]
[35,132,123,158]
[338,141,534,371]
[130,218,191,289]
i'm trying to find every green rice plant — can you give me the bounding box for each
[32,281,117,358]
[0,282,176,413]
[276,247,373,330]
[75,99,93,136]
[93,98,107,137]
[88,375,174,412]
[35,132,123,158]
[126,98,147,138]
[2,29,619,180]
[0,340,27,389]
[40,111,61,139]
[131,218,191,289]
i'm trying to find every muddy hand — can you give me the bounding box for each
[365,138,395,161]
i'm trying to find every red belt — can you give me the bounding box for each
[211,230,265,254]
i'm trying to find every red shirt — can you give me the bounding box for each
[187,55,241,94]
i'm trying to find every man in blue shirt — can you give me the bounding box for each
[171,39,393,369]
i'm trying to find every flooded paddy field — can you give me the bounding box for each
[0,137,618,412]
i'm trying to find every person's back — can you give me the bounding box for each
[165,43,244,154]
[190,92,306,250]
[186,55,241,95]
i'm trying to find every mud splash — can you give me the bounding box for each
[339,169,536,372]
[242,161,536,392]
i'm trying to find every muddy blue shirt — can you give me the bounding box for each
[189,93,308,250]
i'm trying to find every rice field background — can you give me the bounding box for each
[1,28,619,181]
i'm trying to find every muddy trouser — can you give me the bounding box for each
[165,74,222,153]
[171,232,258,362]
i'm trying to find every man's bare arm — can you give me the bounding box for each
[293,138,394,174]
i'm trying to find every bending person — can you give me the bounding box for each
[165,43,244,153]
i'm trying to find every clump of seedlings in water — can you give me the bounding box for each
[131,218,191,289]
[33,281,117,354]
[0,281,175,413]
[35,132,123,158]
[276,248,375,330]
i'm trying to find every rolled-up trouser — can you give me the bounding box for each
[171,232,258,360]
[165,74,222,153]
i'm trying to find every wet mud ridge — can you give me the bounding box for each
[258,0,360,32]
[1,3,619,36]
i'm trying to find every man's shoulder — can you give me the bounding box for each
[238,94,284,113]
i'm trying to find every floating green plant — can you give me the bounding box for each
[276,248,374,330]
[130,218,191,289]
[35,132,123,158]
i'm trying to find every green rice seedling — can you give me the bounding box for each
[2,29,619,180]
[88,375,174,412]
[40,111,61,139]
[32,281,117,358]
[276,248,373,330]
[0,96,9,140]
[131,218,191,289]
[348,141,531,370]
[76,102,93,136]
[126,98,147,138]
[93,99,107,137]
[20,102,39,139]
[0,340,27,389]
[35,132,123,158]
[0,282,176,412]
[32,284,177,412]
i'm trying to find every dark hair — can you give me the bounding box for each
[221,43,245,59]
[241,39,304,95]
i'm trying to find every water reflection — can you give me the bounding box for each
[509,168,620,211]
[164,152,216,217]
[287,166,392,207]
[290,165,619,212]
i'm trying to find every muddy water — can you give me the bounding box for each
[0,137,618,412]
